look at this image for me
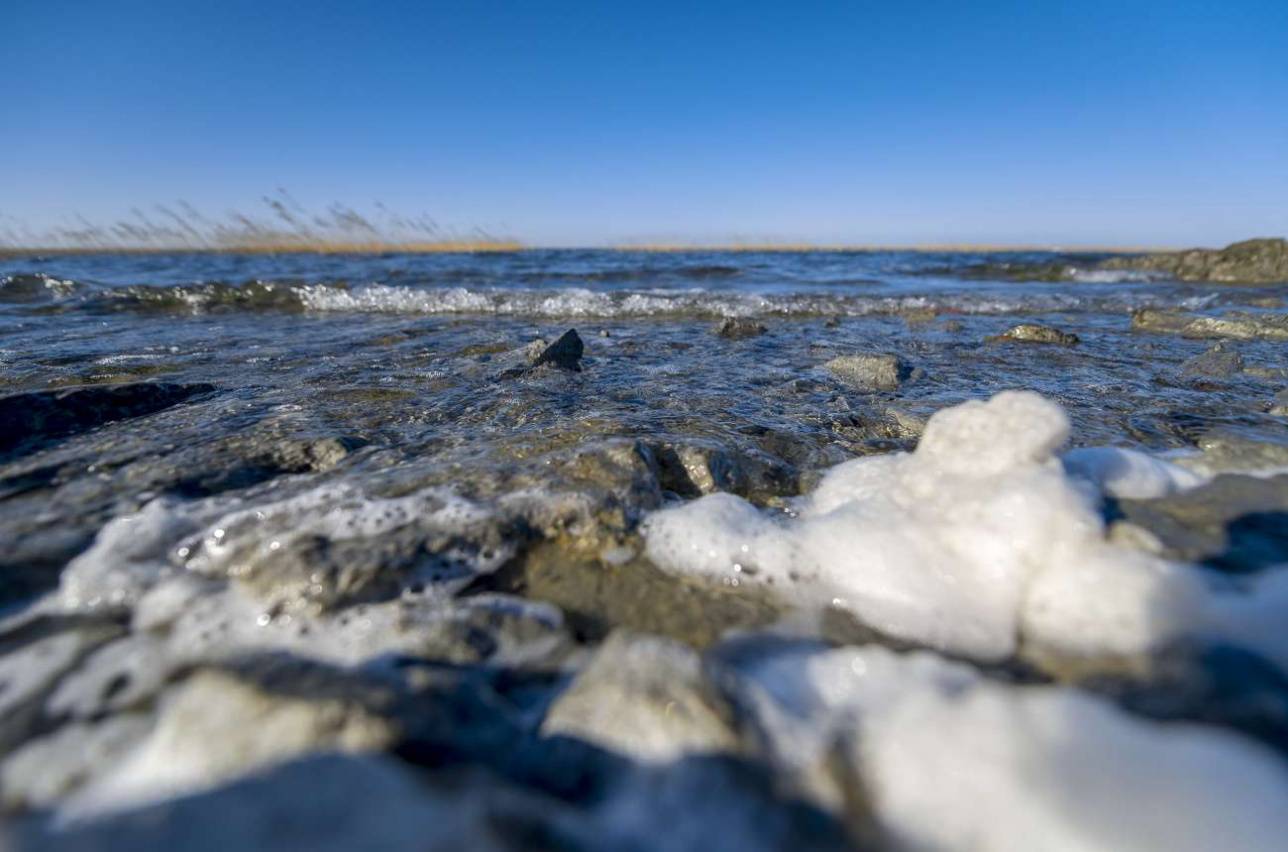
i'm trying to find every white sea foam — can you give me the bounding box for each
[1068,268,1163,284]
[778,646,1287,851]
[643,391,1209,661]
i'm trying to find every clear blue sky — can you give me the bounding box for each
[5,0,1286,246]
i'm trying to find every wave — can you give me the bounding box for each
[0,273,85,302]
[52,279,1182,319]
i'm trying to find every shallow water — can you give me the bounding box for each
[2,250,1287,849]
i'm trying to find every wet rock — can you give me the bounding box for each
[541,631,743,762]
[0,382,215,458]
[1181,430,1288,475]
[1272,390,1288,417]
[825,354,913,392]
[2,715,151,811]
[1101,237,1288,283]
[1132,309,1288,341]
[592,754,858,852]
[1083,644,1288,757]
[476,540,781,648]
[181,489,522,614]
[1182,344,1244,378]
[64,663,400,817]
[402,594,573,669]
[532,329,584,371]
[714,317,768,340]
[650,439,797,502]
[1113,474,1288,572]
[0,617,127,754]
[25,753,557,852]
[986,323,1080,346]
[899,307,939,327]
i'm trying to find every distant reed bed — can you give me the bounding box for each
[0,191,522,253]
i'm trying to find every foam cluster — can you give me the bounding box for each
[644,391,1205,661]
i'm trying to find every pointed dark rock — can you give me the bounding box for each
[533,329,585,372]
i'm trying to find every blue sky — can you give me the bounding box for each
[5,0,1287,246]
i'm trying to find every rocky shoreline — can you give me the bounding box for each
[1,247,1286,850]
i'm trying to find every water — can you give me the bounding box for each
[2,250,1284,451]
[3,249,1287,847]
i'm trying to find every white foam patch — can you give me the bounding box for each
[644,391,1205,661]
[59,483,509,614]
[175,482,506,580]
[1068,268,1163,283]
[739,645,1288,852]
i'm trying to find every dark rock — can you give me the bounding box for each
[1101,237,1288,284]
[0,383,215,459]
[1113,473,1288,572]
[16,753,567,852]
[649,439,797,502]
[986,323,1080,346]
[714,318,768,340]
[1182,344,1244,378]
[1085,644,1288,757]
[532,329,584,372]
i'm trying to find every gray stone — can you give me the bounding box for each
[2,715,151,811]
[987,323,1080,346]
[62,666,400,818]
[714,317,768,340]
[1182,344,1244,378]
[1181,431,1288,475]
[541,631,743,762]
[825,354,912,392]
[1114,473,1288,572]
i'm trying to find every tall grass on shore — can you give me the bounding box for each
[0,191,522,254]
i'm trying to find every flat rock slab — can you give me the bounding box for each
[0,383,215,458]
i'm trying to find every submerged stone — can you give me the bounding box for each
[714,317,768,340]
[1182,344,1244,378]
[987,323,1080,346]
